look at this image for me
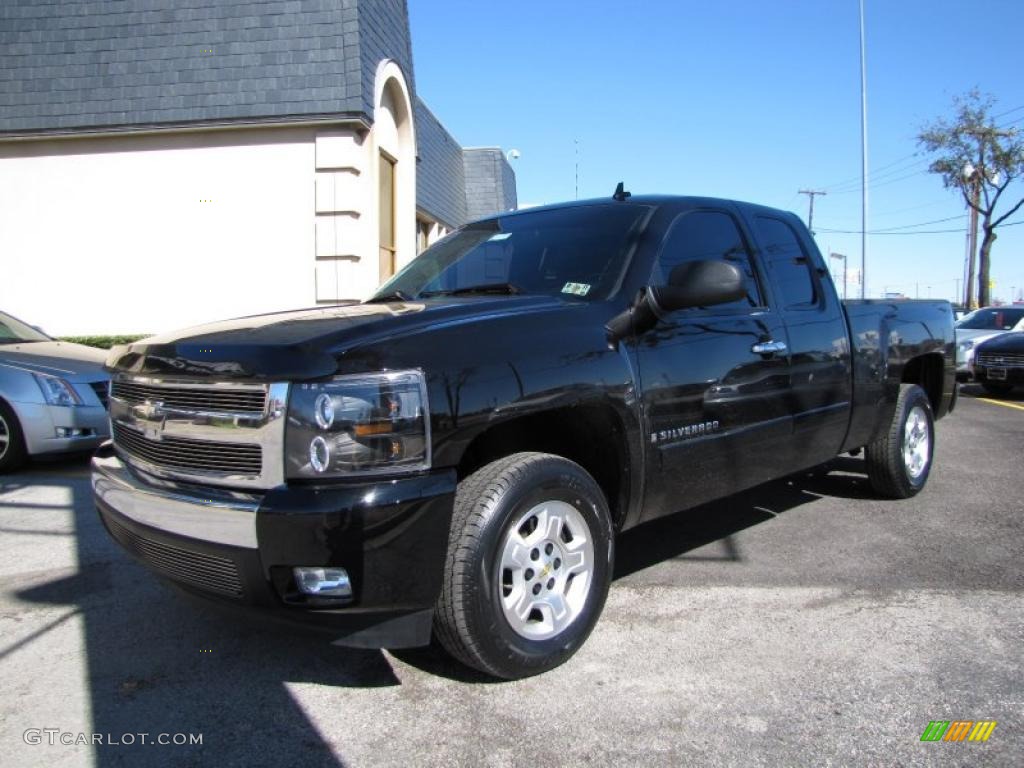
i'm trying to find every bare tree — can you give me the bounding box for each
[918,90,1024,307]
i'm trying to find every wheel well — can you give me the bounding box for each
[901,353,944,412]
[457,404,630,529]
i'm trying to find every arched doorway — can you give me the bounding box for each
[372,61,416,284]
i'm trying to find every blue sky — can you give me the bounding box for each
[409,0,1024,304]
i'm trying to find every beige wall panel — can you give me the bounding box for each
[0,127,319,336]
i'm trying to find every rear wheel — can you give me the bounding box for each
[981,380,1014,397]
[434,452,613,679]
[865,384,934,498]
[0,400,28,473]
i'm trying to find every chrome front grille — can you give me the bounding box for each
[111,379,266,413]
[113,423,262,476]
[109,375,288,489]
[977,353,1024,367]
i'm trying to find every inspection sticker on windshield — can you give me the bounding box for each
[562,282,591,296]
[487,233,512,241]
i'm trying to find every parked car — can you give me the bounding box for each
[92,193,955,679]
[971,331,1024,396]
[954,306,1024,381]
[0,311,111,472]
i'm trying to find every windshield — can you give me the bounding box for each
[0,311,51,344]
[956,307,1024,330]
[371,204,651,302]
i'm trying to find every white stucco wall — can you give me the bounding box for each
[0,127,318,337]
[0,61,418,339]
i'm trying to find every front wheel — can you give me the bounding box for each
[0,400,28,474]
[434,452,613,679]
[865,383,935,498]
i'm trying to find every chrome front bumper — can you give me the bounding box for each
[91,449,259,548]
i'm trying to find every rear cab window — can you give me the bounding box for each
[752,216,821,310]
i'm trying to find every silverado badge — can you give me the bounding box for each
[651,421,721,445]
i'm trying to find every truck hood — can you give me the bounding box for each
[976,331,1024,354]
[0,340,108,380]
[106,297,570,380]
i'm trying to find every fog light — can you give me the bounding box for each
[56,427,93,438]
[293,567,351,598]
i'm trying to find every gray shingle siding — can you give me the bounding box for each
[0,0,374,134]
[463,148,517,222]
[355,0,413,118]
[414,97,465,229]
[1,0,517,228]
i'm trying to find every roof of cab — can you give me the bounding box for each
[468,194,800,225]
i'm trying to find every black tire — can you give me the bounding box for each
[981,380,1014,398]
[864,384,935,499]
[0,399,28,474]
[434,452,614,679]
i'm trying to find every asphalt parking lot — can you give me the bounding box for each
[1,386,1021,767]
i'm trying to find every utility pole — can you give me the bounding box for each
[965,179,980,309]
[798,189,827,234]
[961,125,1012,308]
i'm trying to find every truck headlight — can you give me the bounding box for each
[33,373,82,407]
[285,370,430,478]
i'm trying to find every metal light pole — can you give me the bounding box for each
[858,0,869,299]
[574,139,579,200]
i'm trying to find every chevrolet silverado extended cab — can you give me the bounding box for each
[93,193,956,679]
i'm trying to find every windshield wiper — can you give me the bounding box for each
[420,283,522,298]
[366,289,414,303]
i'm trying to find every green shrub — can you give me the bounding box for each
[58,335,150,350]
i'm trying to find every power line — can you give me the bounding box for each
[817,219,1023,235]
[991,105,1024,120]
[816,214,966,234]
[818,153,925,193]
[824,170,929,196]
[812,104,1021,199]
[872,214,966,232]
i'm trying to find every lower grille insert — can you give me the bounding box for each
[104,513,244,599]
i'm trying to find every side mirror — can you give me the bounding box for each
[649,260,746,313]
[605,259,747,344]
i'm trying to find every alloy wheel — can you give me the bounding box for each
[498,500,595,640]
[902,405,931,480]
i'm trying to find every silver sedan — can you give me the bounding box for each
[0,311,111,472]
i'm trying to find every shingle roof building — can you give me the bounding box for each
[0,0,517,334]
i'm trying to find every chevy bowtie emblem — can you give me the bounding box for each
[134,400,166,441]
[137,400,164,420]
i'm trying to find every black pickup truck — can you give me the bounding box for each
[93,192,956,679]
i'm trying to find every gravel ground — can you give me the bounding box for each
[0,386,1021,767]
